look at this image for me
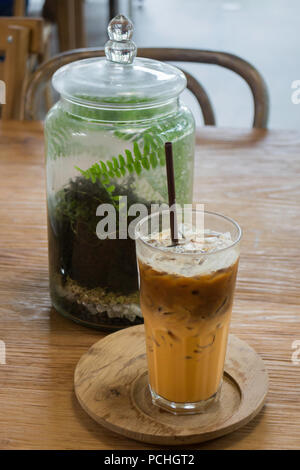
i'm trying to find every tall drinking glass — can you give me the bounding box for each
[135,210,242,414]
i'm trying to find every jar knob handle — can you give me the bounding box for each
[105,14,137,64]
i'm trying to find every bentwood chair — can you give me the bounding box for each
[25,48,269,128]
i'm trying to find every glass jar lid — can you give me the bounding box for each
[52,15,186,108]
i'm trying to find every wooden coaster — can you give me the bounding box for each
[74,325,268,445]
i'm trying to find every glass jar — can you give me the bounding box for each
[45,15,195,330]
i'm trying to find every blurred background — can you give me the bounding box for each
[1,0,299,128]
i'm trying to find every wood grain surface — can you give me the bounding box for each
[0,121,299,449]
[74,327,268,445]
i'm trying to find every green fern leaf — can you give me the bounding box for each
[100,161,108,173]
[74,165,87,177]
[112,157,119,169]
[133,160,142,175]
[150,152,158,169]
[141,157,150,170]
[133,141,142,160]
[118,154,126,167]
[127,163,134,173]
[143,134,150,156]
[125,149,134,165]
[107,161,114,172]
[106,185,115,193]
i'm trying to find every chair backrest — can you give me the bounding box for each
[0,17,44,119]
[0,17,44,56]
[25,47,269,128]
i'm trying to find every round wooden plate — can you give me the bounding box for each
[74,325,268,445]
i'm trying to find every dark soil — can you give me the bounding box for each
[48,176,148,293]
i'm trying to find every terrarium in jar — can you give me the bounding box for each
[45,15,195,330]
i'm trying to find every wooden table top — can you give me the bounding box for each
[0,121,299,450]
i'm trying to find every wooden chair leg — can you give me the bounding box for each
[74,0,86,48]
[13,0,26,16]
[56,0,76,51]
[41,23,53,110]
[2,25,29,120]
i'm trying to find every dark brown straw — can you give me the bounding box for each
[165,142,178,244]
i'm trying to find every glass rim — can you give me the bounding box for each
[135,209,242,257]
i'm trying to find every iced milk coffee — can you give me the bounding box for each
[135,210,241,414]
